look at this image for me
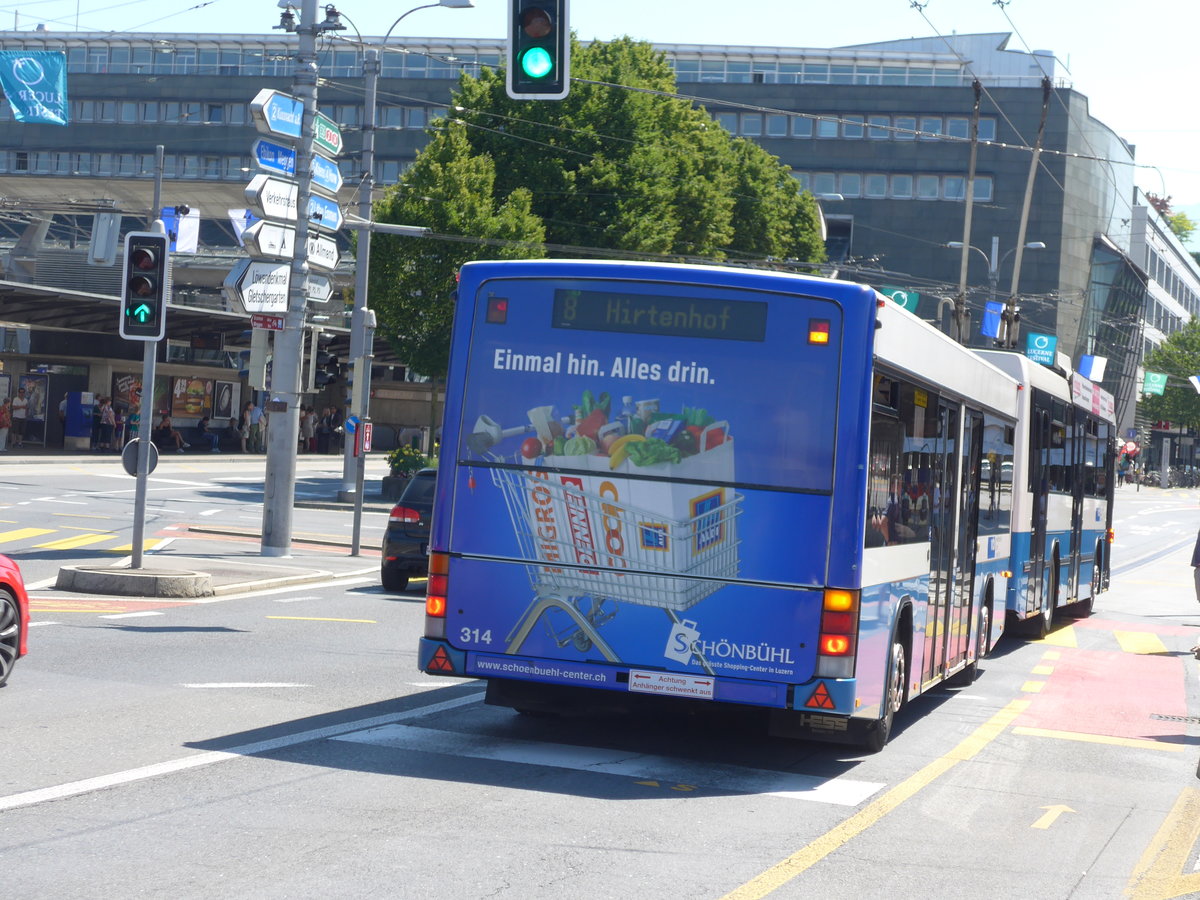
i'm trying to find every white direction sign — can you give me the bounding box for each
[242,220,295,261]
[223,258,291,313]
[242,221,337,272]
[245,173,298,223]
[250,88,303,141]
[304,273,334,303]
[306,233,340,272]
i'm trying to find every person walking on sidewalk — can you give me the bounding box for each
[10,387,28,448]
[248,401,264,453]
[0,397,10,452]
[1192,530,1200,657]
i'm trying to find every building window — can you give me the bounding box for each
[946,117,969,139]
[715,112,737,132]
[813,172,837,195]
[407,107,427,129]
[975,176,994,202]
[917,175,940,199]
[838,173,862,198]
[842,115,864,138]
[792,116,812,138]
[140,101,159,122]
[766,114,788,137]
[891,174,913,198]
[943,176,965,200]
[741,114,762,136]
[864,173,888,198]
[206,104,224,123]
[894,115,916,139]
[816,117,839,138]
[868,115,889,139]
[979,119,997,142]
[919,116,942,140]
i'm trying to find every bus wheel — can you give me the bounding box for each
[952,602,990,686]
[864,638,906,753]
[1026,573,1054,640]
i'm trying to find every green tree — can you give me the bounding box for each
[368,36,826,378]
[1167,211,1196,245]
[1139,318,1200,427]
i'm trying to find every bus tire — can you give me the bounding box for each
[864,636,907,753]
[951,597,991,686]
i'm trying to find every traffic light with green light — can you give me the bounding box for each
[119,232,169,341]
[506,0,569,100]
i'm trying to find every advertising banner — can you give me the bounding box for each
[0,51,68,125]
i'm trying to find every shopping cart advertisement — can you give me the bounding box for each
[446,273,847,686]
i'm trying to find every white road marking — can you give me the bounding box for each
[100,611,164,619]
[334,725,885,806]
[273,595,319,603]
[0,692,483,812]
[182,682,309,688]
[27,621,60,627]
[199,509,223,517]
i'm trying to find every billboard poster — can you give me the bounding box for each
[444,274,854,687]
[171,377,213,418]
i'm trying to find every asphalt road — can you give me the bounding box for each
[1,462,1198,899]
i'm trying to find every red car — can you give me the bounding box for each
[0,554,29,687]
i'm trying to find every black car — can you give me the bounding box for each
[381,468,436,592]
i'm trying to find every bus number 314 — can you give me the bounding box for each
[460,628,493,645]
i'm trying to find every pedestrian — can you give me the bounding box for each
[197,415,221,452]
[0,398,10,452]
[58,393,68,447]
[10,387,28,448]
[98,398,116,451]
[248,400,264,452]
[239,401,252,452]
[125,408,140,447]
[152,415,190,453]
[301,405,316,453]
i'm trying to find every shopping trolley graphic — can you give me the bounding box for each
[490,465,743,674]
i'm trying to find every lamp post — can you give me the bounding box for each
[337,0,474,554]
[944,238,1045,347]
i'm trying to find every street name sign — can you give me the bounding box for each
[251,313,285,331]
[245,173,299,223]
[304,273,334,303]
[313,112,343,156]
[251,138,297,178]
[310,154,344,196]
[307,193,343,232]
[250,88,303,141]
[223,258,291,313]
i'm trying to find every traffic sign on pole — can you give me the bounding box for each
[252,138,297,178]
[245,174,299,223]
[311,154,343,196]
[306,193,343,232]
[313,112,343,156]
[223,258,291,313]
[242,220,295,260]
[304,273,334,303]
[250,88,304,140]
[305,233,340,271]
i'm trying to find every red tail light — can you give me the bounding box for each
[425,552,449,635]
[389,505,421,525]
[1107,528,1115,544]
[816,588,859,678]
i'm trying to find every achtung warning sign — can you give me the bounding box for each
[628,670,715,700]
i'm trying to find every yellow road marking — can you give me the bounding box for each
[1042,650,1062,660]
[266,616,377,624]
[1013,726,1184,753]
[1031,665,1054,675]
[0,527,55,543]
[35,533,116,550]
[107,539,165,552]
[1031,804,1075,830]
[1114,630,1169,655]
[1037,626,1077,648]
[719,700,1028,900]
[1022,681,1045,693]
[1127,788,1200,898]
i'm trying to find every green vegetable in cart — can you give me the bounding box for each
[563,435,598,455]
[624,437,681,467]
[553,435,566,455]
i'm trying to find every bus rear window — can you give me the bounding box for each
[460,276,842,492]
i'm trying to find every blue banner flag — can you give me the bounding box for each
[980,301,1003,339]
[0,51,68,125]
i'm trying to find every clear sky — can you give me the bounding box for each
[6,0,1199,240]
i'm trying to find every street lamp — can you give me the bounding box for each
[335,0,474,554]
[944,238,1045,346]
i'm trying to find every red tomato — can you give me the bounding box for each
[520,436,543,459]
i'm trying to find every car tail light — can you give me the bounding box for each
[390,505,420,525]
[424,551,449,638]
[815,587,859,679]
[1107,528,1115,544]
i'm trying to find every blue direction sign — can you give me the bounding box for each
[250,88,303,141]
[307,193,343,233]
[311,154,343,196]
[252,138,296,178]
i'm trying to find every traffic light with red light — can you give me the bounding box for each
[506,0,569,100]
[119,232,169,341]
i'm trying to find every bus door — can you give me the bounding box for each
[1027,404,1052,615]
[948,411,983,669]
[1067,411,1086,598]
[922,399,960,685]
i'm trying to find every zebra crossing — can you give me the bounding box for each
[0,525,167,553]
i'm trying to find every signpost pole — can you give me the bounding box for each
[261,0,320,557]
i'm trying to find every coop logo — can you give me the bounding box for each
[0,50,68,125]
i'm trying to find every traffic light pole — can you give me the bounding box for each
[261,0,320,557]
[131,144,166,569]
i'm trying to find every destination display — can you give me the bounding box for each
[551,288,768,342]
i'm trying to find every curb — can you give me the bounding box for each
[57,565,214,598]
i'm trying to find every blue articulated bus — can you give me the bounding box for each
[976,351,1115,637]
[418,259,1022,751]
